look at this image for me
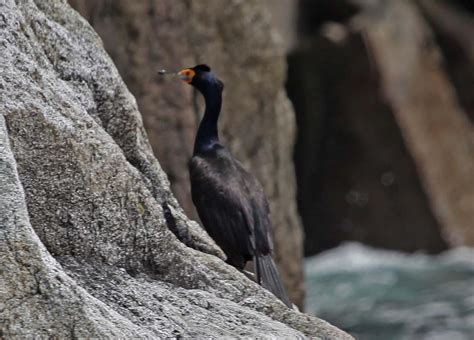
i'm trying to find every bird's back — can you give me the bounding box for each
[189,144,273,268]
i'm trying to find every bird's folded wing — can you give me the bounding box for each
[190,161,256,263]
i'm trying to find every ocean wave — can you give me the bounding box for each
[305,243,474,340]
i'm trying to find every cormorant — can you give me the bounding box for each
[174,64,292,308]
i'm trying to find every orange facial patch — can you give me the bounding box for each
[178,68,196,83]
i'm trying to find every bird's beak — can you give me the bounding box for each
[158,68,195,84]
[158,69,178,76]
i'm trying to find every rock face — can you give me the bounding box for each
[68,0,305,306]
[354,0,474,246]
[0,0,349,338]
[287,0,474,254]
[287,2,447,255]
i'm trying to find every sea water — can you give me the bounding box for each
[305,243,474,340]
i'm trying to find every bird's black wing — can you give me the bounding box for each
[236,163,274,255]
[235,162,292,307]
[189,149,257,269]
[190,148,291,307]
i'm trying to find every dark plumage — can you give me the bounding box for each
[178,64,292,308]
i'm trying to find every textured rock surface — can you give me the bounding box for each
[0,0,350,338]
[0,116,151,338]
[68,0,305,306]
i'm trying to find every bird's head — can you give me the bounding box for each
[177,64,224,93]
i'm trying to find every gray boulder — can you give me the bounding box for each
[0,0,351,338]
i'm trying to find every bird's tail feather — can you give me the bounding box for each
[254,254,292,308]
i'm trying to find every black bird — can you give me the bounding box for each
[175,64,292,308]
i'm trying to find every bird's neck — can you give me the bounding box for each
[194,85,222,154]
